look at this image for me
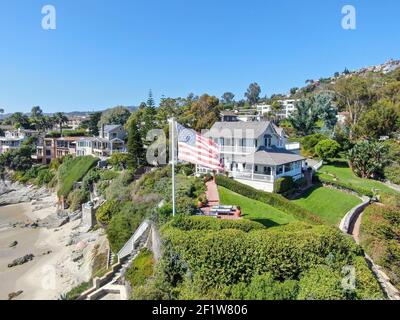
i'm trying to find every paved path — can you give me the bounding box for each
[201,179,220,215]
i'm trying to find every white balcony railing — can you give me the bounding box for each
[220,146,256,154]
[285,142,301,151]
[229,171,274,182]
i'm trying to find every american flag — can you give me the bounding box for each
[176,122,224,171]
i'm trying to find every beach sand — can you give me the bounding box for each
[0,195,103,300]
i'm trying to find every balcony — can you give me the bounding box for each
[285,142,301,151]
[228,170,274,182]
[220,146,256,154]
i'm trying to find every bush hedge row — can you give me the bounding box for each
[161,222,383,299]
[274,176,294,194]
[215,175,322,224]
[165,216,265,233]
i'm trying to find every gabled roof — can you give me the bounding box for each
[205,121,272,139]
[244,146,305,166]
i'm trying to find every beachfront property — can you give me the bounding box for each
[76,124,127,159]
[0,129,40,154]
[200,120,305,193]
[34,136,84,164]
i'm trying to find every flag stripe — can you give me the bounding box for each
[176,122,224,171]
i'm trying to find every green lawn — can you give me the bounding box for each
[319,160,397,195]
[218,186,296,227]
[292,186,362,225]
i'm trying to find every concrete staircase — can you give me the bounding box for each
[78,220,152,300]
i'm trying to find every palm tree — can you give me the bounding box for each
[52,112,68,136]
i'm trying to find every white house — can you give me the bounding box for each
[200,121,304,192]
[255,99,298,119]
[76,125,127,159]
[0,129,39,154]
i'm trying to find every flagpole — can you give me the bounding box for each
[170,118,176,217]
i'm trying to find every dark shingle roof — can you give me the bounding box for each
[244,146,305,165]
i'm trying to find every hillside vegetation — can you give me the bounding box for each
[57,155,99,198]
[133,217,383,300]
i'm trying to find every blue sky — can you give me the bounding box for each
[1,0,399,113]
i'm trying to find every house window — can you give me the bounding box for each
[277,165,283,174]
[254,139,258,148]
[264,134,272,147]
[284,163,293,172]
[264,166,272,175]
[255,165,258,172]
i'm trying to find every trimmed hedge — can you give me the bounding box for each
[165,216,265,233]
[161,222,383,299]
[275,176,294,194]
[215,175,322,224]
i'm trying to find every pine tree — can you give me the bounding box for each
[146,89,156,110]
[127,118,145,169]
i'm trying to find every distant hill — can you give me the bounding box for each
[0,106,138,120]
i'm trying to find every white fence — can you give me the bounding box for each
[117,219,150,260]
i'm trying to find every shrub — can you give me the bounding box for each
[231,273,299,300]
[384,162,400,185]
[160,222,382,299]
[297,266,346,300]
[315,139,340,162]
[215,175,322,224]
[176,196,197,216]
[99,169,119,181]
[360,203,400,290]
[105,170,134,202]
[96,200,119,225]
[301,133,328,157]
[35,169,54,186]
[67,188,90,212]
[125,249,154,287]
[108,153,130,170]
[348,140,389,179]
[274,176,294,194]
[166,216,264,232]
[106,202,153,252]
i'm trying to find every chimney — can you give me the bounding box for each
[101,124,105,138]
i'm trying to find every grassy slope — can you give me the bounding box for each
[218,186,296,227]
[292,186,362,225]
[319,161,397,195]
[57,156,99,197]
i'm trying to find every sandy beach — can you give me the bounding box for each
[0,189,105,300]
